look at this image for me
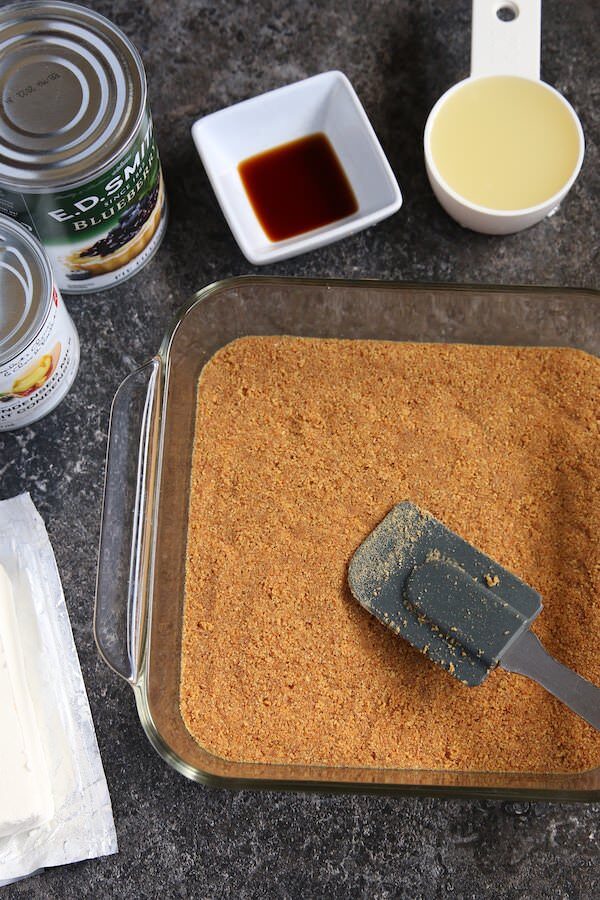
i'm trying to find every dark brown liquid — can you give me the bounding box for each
[238,133,358,242]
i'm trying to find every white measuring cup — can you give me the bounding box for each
[424,0,585,234]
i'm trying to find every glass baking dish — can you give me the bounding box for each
[94,276,600,800]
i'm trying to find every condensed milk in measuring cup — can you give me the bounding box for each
[0,216,79,431]
[424,0,585,234]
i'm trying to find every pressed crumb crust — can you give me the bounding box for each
[180,337,600,773]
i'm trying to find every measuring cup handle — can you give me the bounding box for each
[471,0,541,80]
[94,358,161,684]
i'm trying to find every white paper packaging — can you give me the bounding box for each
[0,564,55,839]
[0,493,117,885]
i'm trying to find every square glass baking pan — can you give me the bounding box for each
[94,276,600,800]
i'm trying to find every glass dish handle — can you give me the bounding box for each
[94,358,161,684]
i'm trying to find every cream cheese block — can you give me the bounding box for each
[0,564,54,838]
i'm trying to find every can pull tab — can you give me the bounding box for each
[0,239,34,347]
[471,0,541,80]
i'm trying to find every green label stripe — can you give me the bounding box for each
[0,108,161,247]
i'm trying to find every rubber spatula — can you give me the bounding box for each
[348,502,600,730]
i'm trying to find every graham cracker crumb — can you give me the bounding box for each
[180,336,600,774]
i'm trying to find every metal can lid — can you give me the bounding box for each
[0,215,52,365]
[0,1,146,191]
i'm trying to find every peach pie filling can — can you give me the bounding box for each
[0,215,79,430]
[0,1,167,294]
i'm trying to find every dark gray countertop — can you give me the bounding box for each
[1,1,598,897]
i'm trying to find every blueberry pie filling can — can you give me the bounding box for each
[0,1,167,293]
[0,215,79,431]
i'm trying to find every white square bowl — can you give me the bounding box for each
[191,71,402,265]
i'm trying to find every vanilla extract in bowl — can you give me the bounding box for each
[238,133,358,242]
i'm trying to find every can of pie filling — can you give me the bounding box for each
[0,215,79,430]
[0,1,167,294]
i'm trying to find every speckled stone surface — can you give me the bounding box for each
[0,0,598,897]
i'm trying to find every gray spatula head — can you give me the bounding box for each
[348,502,600,731]
[348,502,542,686]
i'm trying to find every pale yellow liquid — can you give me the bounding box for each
[430,76,581,210]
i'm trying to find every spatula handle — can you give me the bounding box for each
[501,630,600,731]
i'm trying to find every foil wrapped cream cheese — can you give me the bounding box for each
[0,564,54,838]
